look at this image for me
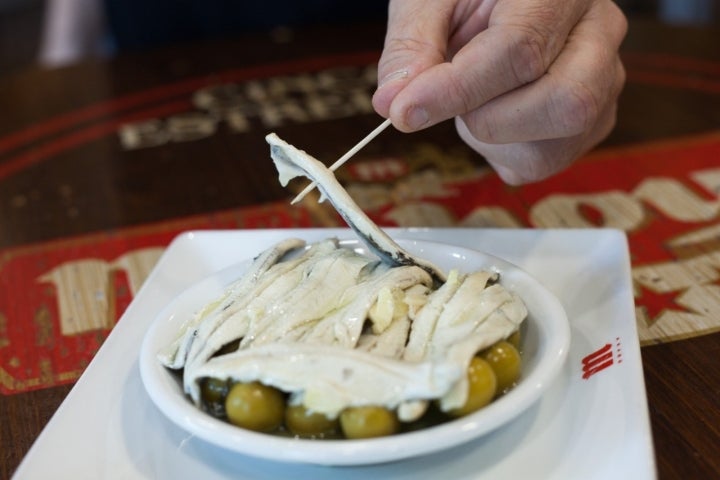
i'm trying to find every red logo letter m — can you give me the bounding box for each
[581,343,614,380]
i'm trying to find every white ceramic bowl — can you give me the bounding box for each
[139,238,570,466]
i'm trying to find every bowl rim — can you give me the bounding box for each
[139,237,570,466]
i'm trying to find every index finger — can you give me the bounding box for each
[372,0,456,118]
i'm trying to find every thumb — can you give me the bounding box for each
[372,0,454,120]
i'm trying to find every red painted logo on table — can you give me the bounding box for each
[1,56,720,393]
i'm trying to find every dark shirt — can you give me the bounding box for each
[104,0,389,51]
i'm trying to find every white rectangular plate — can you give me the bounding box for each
[14,228,656,480]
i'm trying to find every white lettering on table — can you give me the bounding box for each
[530,191,644,230]
[118,66,378,150]
[37,248,164,336]
[529,169,720,230]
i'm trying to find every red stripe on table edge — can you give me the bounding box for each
[622,52,720,77]
[626,69,720,94]
[0,100,193,180]
[0,79,210,156]
[585,130,720,161]
[0,51,380,157]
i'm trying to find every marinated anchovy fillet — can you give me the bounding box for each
[266,133,446,285]
[191,342,460,417]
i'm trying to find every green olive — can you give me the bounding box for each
[225,382,285,432]
[285,404,339,437]
[339,406,399,439]
[447,357,497,417]
[482,340,522,393]
[200,377,228,404]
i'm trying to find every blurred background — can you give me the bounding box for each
[0,0,717,76]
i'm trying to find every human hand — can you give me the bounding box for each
[372,0,627,184]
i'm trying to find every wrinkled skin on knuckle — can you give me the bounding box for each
[461,109,501,144]
[380,36,445,75]
[555,77,600,137]
[554,37,625,137]
[501,21,554,85]
[493,0,603,86]
[380,0,452,74]
[447,67,484,115]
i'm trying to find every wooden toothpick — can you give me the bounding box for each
[290,118,393,204]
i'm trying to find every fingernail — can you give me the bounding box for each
[378,69,409,88]
[406,106,429,130]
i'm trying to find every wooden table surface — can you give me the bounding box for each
[1,17,720,479]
